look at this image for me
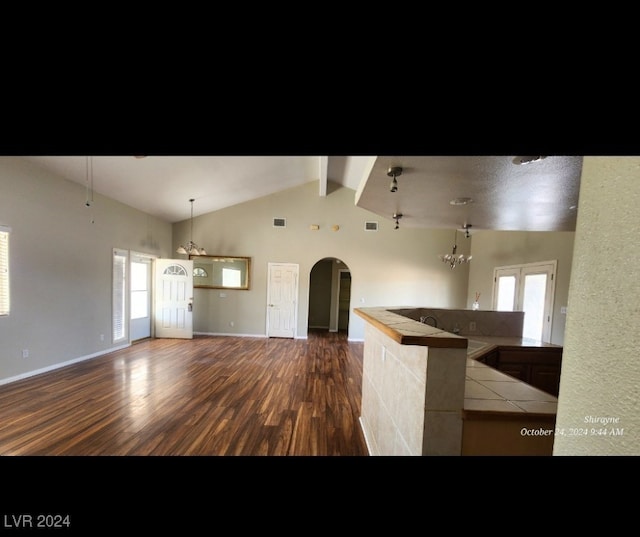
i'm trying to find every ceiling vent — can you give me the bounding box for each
[365,221,379,231]
[273,217,287,228]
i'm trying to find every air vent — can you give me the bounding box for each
[365,221,378,231]
[273,217,286,228]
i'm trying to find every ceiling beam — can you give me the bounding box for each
[318,156,328,197]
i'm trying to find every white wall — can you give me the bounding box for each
[0,158,172,383]
[176,180,471,340]
[553,157,640,455]
[468,230,575,345]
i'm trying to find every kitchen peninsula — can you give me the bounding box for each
[354,307,560,456]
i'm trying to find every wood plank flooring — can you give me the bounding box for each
[0,330,368,456]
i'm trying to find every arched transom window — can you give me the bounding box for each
[163,264,187,276]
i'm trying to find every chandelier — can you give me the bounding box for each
[176,198,207,256]
[439,226,472,269]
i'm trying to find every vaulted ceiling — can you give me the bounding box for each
[19,155,582,231]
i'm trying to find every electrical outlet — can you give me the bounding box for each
[100,334,105,341]
[229,321,234,327]
[469,322,477,331]
[561,306,567,314]
[22,349,29,358]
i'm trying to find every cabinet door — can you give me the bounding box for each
[475,350,498,367]
[530,364,561,397]
[497,362,529,382]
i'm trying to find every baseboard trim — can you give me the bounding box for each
[194,331,267,338]
[0,343,131,387]
[358,416,373,456]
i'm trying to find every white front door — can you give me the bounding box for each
[154,258,194,339]
[266,263,298,338]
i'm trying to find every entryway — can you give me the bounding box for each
[112,251,193,344]
[130,252,154,341]
[308,257,351,334]
[153,258,194,339]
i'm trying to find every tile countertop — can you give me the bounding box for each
[467,335,561,354]
[354,307,558,417]
[353,307,467,348]
[464,357,557,416]
[455,337,559,417]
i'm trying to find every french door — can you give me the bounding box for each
[492,260,557,342]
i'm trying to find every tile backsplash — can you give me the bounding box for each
[390,307,524,338]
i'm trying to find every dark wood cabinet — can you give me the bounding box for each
[499,362,530,383]
[476,346,562,397]
[529,364,562,397]
[477,350,498,367]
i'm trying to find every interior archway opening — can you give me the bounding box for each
[308,257,351,337]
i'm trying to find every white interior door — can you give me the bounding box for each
[266,263,298,338]
[154,258,193,339]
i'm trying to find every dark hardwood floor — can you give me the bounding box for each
[0,329,368,456]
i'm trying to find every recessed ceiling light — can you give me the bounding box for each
[449,197,473,206]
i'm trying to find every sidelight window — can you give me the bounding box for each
[113,248,129,343]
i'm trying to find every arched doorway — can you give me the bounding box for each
[308,257,351,335]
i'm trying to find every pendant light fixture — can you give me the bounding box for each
[85,156,94,207]
[439,227,472,269]
[176,198,207,256]
[387,166,402,193]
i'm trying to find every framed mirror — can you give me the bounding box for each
[189,255,251,290]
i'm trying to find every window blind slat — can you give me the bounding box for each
[0,230,10,316]
[113,249,127,342]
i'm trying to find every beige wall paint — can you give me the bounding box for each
[0,158,172,383]
[176,180,471,340]
[553,157,640,455]
[467,230,575,346]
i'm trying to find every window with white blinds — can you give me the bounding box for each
[113,248,128,343]
[0,226,10,316]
